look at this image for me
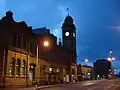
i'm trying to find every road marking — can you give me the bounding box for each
[83,82,95,86]
[87,86,97,90]
[107,84,115,89]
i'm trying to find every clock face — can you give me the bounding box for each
[65,32,69,36]
[73,33,75,37]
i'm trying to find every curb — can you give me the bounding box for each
[35,84,64,90]
[35,82,77,90]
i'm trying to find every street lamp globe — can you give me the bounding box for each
[108,57,112,61]
[114,69,116,72]
[109,50,112,54]
[85,59,88,62]
[112,57,115,60]
[43,41,49,47]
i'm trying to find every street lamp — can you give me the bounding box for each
[85,59,88,62]
[43,41,49,47]
[107,57,115,61]
[107,50,115,62]
[109,51,112,54]
[37,40,50,66]
[112,57,115,60]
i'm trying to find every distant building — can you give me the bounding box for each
[77,64,93,81]
[93,59,111,79]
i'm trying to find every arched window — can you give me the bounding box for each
[21,60,26,76]
[10,57,15,76]
[16,59,21,76]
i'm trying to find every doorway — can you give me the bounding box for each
[29,64,36,81]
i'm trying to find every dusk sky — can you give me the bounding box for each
[0,0,120,72]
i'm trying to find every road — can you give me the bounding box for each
[39,79,120,90]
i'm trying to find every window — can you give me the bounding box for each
[11,35,17,47]
[30,43,32,52]
[17,36,21,48]
[21,60,25,76]
[10,57,15,76]
[16,59,21,76]
[23,38,26,50]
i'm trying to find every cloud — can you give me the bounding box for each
[110,26,120,29]
[51,5,69,42]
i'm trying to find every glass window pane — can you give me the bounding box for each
[17,36,21,48]
[10,57,15,76]
[16,59,21,76]
[21,60,25,76]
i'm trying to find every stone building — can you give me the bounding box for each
[32,27,68,84]
[93,59,111,79]
[0,11,77,87]
[77,64,93,81]
[0,11,34,87]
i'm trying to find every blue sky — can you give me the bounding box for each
[1,0,120,71]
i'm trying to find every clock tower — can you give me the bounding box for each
[61,14,77,82]
[62,14,76,63]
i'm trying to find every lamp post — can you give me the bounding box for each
[36,40,49,65]
[36,40,49,84]
[107,50,115,62]
[85,59,88,63]
[107,50,116,79]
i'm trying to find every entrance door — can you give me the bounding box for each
[29,65,35,81]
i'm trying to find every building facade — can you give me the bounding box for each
[93,59,111,80]
[0,11,77,87]
[77,64,93,81]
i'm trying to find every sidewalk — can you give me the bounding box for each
[0,81,79,90]
[0,83,67,90]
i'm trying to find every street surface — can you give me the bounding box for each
[39,79,120,90]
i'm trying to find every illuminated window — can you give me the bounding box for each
[21,60,25,76]
[10,57,15,76]
[16,59,21,76]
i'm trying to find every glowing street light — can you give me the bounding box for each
[37,40,50,66]
[114,69,116,72]
[108,57,112,61]
[107,57,115,61]
[107,50,116,62]
[109,51,112,54]
[85,59,88,62]
[112,57,115,60]
[43,41,49,47]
